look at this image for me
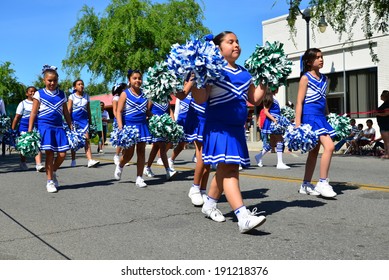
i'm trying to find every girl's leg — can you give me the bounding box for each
[135,143,147,187]
[114,146,135,181]
[53,151,67,172]
[171,141,186,161]
[114,146,122,165]
[275,134,290,169]
[45,150,54,180]
[255,133,270,166]
[84,133,99,167]
[205,163,266,232]
[34,152,44,172]
[159,142,169,169]
[19,153,28,170]
[214,163,242,210]
[315,135,337,198]
[146,143,159,168]
[84,133,92,161]
[71,150,76,161]
[318,135,334,179]
[188,140,207,205]
[303,143,320,182]
[44,150,57,192]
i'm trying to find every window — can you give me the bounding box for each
[347,68,377,118]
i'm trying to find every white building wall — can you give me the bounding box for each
[262,11,389,137]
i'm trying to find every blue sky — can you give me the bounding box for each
[0,0,309,86]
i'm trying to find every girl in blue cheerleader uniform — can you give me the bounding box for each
[143,99,177,181]
[184,84,210,207]
[190,31,267,233]
[114,70,151,188]
[28,65,72,193]
[111,83,128,165]
[68,79,99,168]
[11,86,44,172]
[254,88,290,169]
[168,81,194,169]
[295,48,337,198]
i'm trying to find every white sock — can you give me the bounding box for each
[200,189,206,195]
[276,142,284,164]
[203,195,218,209]
[136,176,143,182]
[234,205,248,221]
[192,184,200,191]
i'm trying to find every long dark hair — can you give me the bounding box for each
[263,88,275,109]
[300,48,321,77]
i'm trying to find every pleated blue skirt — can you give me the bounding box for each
[202,122,250,167]
[38,124,70,152]
[125,121,151,143]
[302,114,336,138]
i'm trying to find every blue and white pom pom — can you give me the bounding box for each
[327,113,351,141]
[115,125,139,148]
[166,37,227,88]
[244,41,293,91]
[269,115,291,134]
[0,114,11,134]
[15,130,41,157]
[65,125,86,151]
[281,106,295,121]
[142,61,182,104]
[109,126,120,147]
[283,124,318,153]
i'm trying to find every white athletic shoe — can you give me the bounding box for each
[114,165,123,180]
[257,160,263,167]
[166,169,177,180]
[35,163,45,172]
[143,167,155,178]
[135,177,147,188]
[156,158,163,165]
[238,212,266,233]
[87,159,100,168]
[202,204,226,222]
[255,153,263,164]
[276,163,291,170]
[188,187,204,206]
[315,180,337,198]
[46,182,57,193]
[298,182,320,196]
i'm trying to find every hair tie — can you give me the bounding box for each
[127,69,133,76]
[113,83,121,92]
[42,64,57,75]
[203,34,214,42]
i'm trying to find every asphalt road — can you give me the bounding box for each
[0,143,388,260]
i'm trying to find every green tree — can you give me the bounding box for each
[85,82,109,96]
[63,0,210,83]
[286,0,389,62]
[0,61,25,105]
